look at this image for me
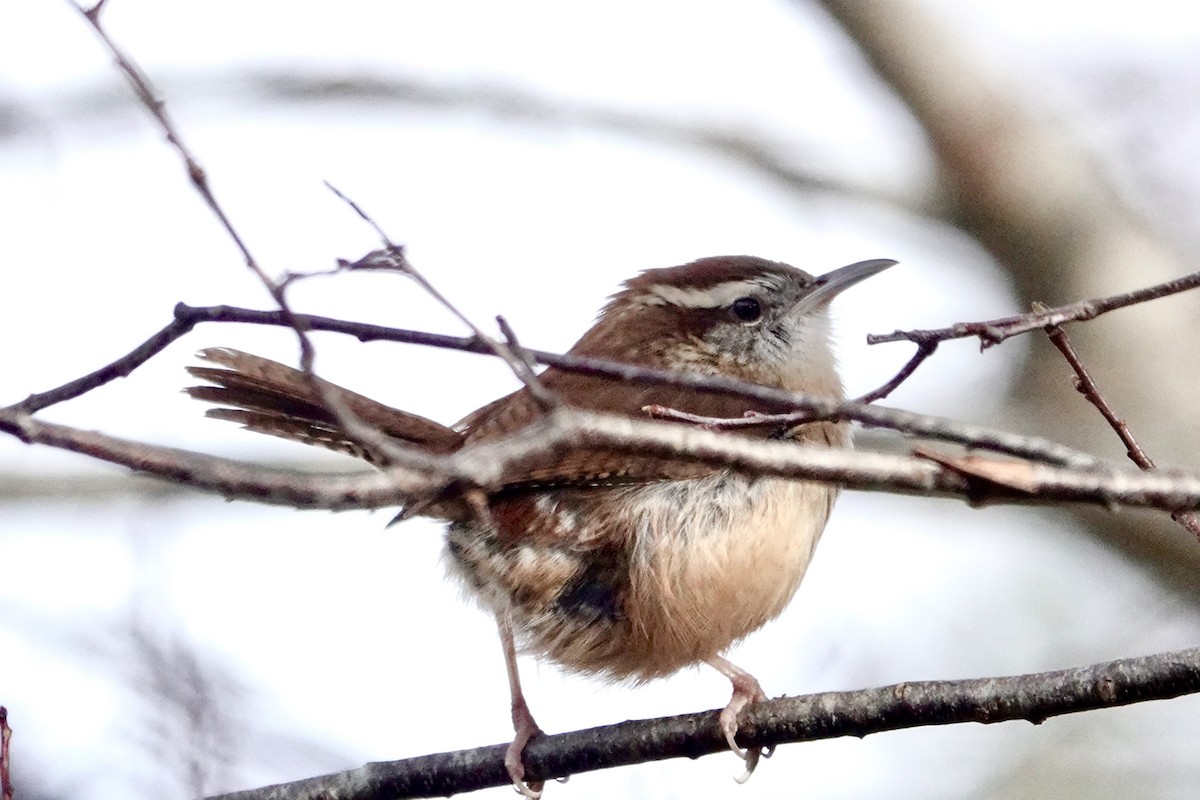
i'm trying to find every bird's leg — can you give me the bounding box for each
[705,656,769,782]
[498,612,544,799]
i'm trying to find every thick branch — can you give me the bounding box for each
[6,405,1200,514]
[203,646,1200,799]
[0,408,432,510]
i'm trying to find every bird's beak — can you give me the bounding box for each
[792,258,896,315]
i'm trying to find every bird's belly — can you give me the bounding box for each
[445,473,838,683]
[618,475,835,678]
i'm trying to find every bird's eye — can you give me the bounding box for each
[730,296,763,323]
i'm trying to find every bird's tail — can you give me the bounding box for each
[186,348,464,465]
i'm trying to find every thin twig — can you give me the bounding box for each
[4,302,1103,471]
[496,314,558,411]
[68,0,272,301]
[1044,325,1154,466]
[642,405,775,431]
[869,270,1200,348]
[66,3,302,369]
[1042,317,1200,541]
[202,645,1200,800]
[68,2,459,480]
[323,200,561,517]
[647,336,938,418]
[173,306,1098,469]
[325,184,557,407]
[9,312,202,414]
[853,340,938,403]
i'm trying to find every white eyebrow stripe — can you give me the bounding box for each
[636,279,779,309]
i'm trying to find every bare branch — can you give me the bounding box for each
[3,298,1103,472]
[1042,318,1200,540]
[7,403,1200,514]
[868,269,1200,348]
[0,408,434,510]
[852,340,938,403]
[202,645,1200,799]
[67,0,266,294]
[166,303,1104,469]
[329,233,557,409]
[10,312,201,414]
[495,314,554,410]
[66,2,445,484]
[1044,324,1156,467]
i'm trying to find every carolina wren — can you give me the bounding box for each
[186,255,893,796]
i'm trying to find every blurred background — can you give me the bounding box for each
[2,1,1200,798]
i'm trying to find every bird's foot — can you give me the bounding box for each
[506,693,545,798]
[707,656,769,783]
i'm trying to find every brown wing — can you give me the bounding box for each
[458,366,834,491]
[188,349,839,514]
[186,348,463,464]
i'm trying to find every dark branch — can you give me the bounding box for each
[10,312,201,413]
[6,301,1103,471]
[852,340,938,403]
[203,646,1200,800]
[868,270,1200,349]
[1043,318,1200,541]
[169,305,1109,470]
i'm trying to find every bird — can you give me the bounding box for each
[186,254,894,796]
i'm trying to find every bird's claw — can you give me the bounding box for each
[722,708,763,783]
[711,659,769,783]
[505,735,544,799]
